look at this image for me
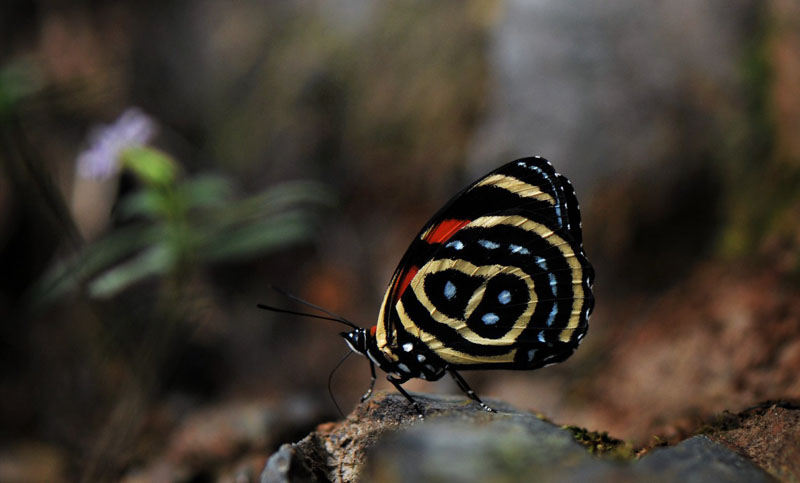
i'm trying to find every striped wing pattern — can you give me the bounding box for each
[375,157,594,371]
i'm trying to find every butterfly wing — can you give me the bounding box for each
[375,157,594,370]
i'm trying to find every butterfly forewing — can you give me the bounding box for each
[375,157,594,371]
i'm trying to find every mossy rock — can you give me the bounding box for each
[262,392,774,482]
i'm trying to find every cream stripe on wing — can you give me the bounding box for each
[467,215,584,342]
[410,259,536,347]
[473,174,556,205]
[395,299,517,365]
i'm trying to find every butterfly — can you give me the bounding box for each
[262,157,594,417]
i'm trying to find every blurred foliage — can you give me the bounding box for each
[34,146,332,302]
[721,3,800,264]
[201,0,493,200]
[0,60,42,118]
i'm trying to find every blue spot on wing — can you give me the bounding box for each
[444,280,457,300]
[482,313,499,325]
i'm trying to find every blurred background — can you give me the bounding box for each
[2,0,799,481]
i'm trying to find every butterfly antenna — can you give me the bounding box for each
[328,350,353,418]
[257,304,359,330]
[258,285,359,329]
[266,285,360,329]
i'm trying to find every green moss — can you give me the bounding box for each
[563,426,636,461]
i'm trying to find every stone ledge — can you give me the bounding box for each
[262,392,784,482]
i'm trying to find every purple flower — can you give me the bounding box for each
[76,107,157,180]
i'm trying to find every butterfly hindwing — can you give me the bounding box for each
[375,157,593,371]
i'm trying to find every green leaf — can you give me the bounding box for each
[121,147,179,186]
[201,211,315,262]
[238,180,335,217]
[87,244,175,298]
[178,175,233,208]
[31,224,163,304]
[30,172,333,304]
[117,190,169,220]
[0,61,42,116]
[193,181,333,235]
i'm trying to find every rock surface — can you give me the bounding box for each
[261,392,777,483]
[705,401,800,482]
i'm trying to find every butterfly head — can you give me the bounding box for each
[341,325,392,373]
[340,328,369,354]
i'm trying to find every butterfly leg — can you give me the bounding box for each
[447,368,496,413]
[387,375,425,419]
[360,359,377,402]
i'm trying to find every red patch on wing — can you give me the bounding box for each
[370,325,377,336]
[423,219,470,244]
[395,266,419,300]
